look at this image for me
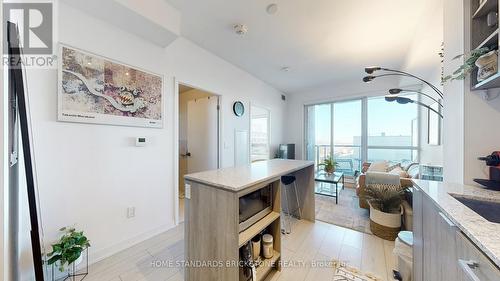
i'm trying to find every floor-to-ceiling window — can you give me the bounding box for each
[333,100,362,175]
[305,100,362,176]
[305,94,419,175]
[367,95,419,166]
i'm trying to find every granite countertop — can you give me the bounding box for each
[413,180,500,267]
[184,159,314,191]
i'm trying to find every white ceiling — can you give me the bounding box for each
[166,0,436,93]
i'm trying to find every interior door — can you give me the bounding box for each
[187,97,219,173]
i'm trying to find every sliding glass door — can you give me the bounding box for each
[305,95,419,176]
[366,95,419,166]
[333,100,362,176]
[305,104,331,170]
[305,99,362,176]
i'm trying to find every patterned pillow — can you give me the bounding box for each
[387,163,402,172]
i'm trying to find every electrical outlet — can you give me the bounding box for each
[127,207,135,218]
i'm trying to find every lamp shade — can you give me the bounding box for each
[385,94,399,102]
[365,66,382,74]
[363,76,375,82]
[389,88,403,94]
[396,97,413,104]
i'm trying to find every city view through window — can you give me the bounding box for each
[306,95,418,176]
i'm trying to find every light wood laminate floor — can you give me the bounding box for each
[82,220,397,281]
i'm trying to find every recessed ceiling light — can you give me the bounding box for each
[281,66,290,72]
[233,24,248,36]
[266,4,278,15]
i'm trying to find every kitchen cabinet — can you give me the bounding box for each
[413,186,459,281]
[413,186,500,281]
[456,232,500,281]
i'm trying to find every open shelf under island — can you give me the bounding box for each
[184,159,315,281]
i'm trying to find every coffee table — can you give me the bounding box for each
[315,171,344,204]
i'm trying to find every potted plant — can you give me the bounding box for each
[442,47,491,83]
[47,227,90,272]
[364,184,407,241]
[318,157,338,175]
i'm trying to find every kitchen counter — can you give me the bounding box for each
[183,159,316,280]
[413,180,500,267]
[184,159,314,192]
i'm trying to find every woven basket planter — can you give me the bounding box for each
[369,203,402,241]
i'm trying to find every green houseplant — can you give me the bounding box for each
[318,157,338,174]
[47,227,90,272]
[364,184,408,240]
[442,47,490,83]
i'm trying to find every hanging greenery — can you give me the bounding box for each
[442,47,490,83]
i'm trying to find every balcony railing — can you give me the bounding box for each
[312,145,361,176]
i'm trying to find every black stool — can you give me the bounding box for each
[281,175,302,234]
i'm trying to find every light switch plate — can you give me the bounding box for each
[185,184,191,199]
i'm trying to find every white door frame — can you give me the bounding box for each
[173,78,222,225]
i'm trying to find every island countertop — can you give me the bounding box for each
[184,159,314,192]
[413,180,500,267]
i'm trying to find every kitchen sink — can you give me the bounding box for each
[450,194,500,223]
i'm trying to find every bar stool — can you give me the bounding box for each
[281,175,302,234]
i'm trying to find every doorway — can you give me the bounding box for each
[177,83,220,223]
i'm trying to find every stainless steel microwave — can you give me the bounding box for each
[239,185,273,232]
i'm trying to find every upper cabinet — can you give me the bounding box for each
[469,0,500,90]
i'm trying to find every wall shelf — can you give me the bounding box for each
[469,0,500,91]
[238,211,280,247]
[475,28,499,50]
[473,0,498,18]
[473,72,500,89]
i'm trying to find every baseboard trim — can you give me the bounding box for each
[89,223,175,265]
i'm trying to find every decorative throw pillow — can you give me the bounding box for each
[361,162,371,173]
[389,166,409,178]
[387,163,401,172]
[367,161,388,172]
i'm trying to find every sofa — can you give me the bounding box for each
[356,162,417,209]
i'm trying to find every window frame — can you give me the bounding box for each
[250,105,271,162]
[303,95,421,172]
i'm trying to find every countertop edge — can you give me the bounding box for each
[413,180,500,268]
[184,160,314,192]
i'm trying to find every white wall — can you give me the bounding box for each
[442,0,465,183]
[20,2,286,276]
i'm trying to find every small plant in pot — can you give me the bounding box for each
[365,184,407,241]
[442,47,491,83]
[47,227,90,272]
[318,157,338,175]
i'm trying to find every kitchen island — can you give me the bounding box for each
[183,159,315,281]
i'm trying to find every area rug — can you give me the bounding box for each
[332,260,383,281]
[315,185,371,234]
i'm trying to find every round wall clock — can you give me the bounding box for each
[233,101,245,117]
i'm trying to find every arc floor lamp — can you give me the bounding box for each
[363,66,444,118]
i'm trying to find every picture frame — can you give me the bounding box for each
[58,44,164,128]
